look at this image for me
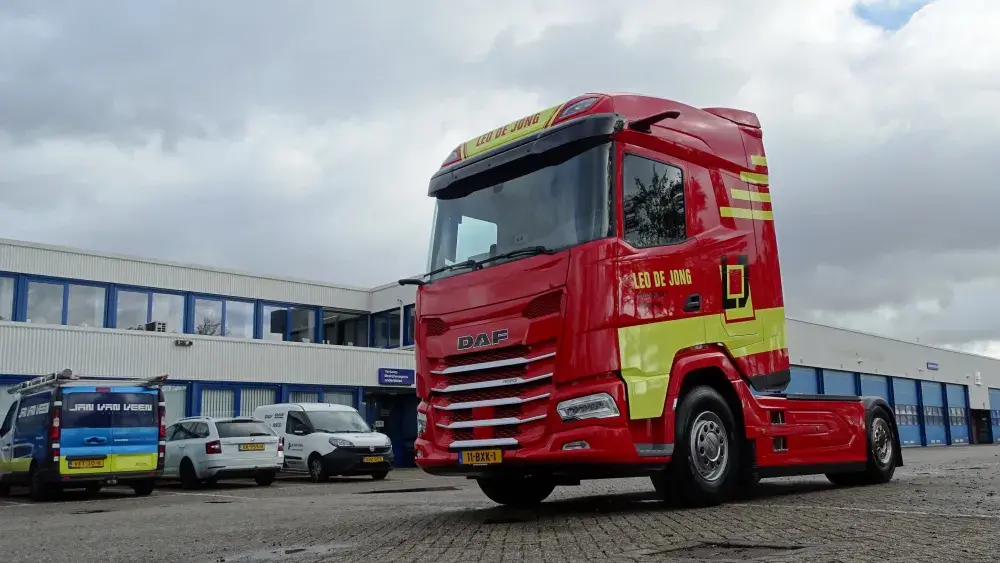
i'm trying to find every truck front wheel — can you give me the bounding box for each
[654,385,740,508]
[476,475,555,508]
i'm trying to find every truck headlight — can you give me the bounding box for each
[328,437,353,448]
[416,411,427,436]
[556,393,620,422]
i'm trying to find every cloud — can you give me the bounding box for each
[1,0,999,352]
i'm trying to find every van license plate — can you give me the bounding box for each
[458,449,502,465]
[69,459,105,469]
[362,456,384,463]
[239,443,265,451]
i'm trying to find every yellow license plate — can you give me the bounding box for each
[459,449,502,465]
[362,456,384,463]
[239,443,265,451]
[68,459,105,469]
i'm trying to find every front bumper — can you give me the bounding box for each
[321,448,395,476]
[415,425,672,479]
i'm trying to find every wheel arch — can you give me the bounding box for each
[861,397,904,467]
[668,349,746,441]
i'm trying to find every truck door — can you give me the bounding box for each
[615,143,715,420]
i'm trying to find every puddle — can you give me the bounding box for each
[353,485,458,495]
[632,541,808,561]
[214,543,353,562]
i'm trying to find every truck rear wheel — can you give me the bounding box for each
[653,385,739,508]
[826,408,897,487]
[476,475,555,508]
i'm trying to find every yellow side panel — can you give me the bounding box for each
[113,453,157,472]
[8,457,32,473]
[617,307,787,420]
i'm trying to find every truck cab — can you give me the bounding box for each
[405,93,902,508]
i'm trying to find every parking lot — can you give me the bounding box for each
[2,446,998,563]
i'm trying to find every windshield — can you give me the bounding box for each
[426,140,612,280]
[304,410,371,433]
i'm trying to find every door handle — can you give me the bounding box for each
[85,436,107,445]
[684,294,702,312]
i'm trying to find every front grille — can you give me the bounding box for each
[523,291,562,319]
[428,338,557,450]
[340,446,392,454]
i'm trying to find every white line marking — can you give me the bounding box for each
[738,503,1000,521]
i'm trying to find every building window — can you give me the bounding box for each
[0,276,13,321]
[388,309,401,348]
[192,297,255,338]
[261,304,316,343]
[405,305,415,346]
[25,280,107,328]
[321,309,369,347]
[115,289,185,332]
[621,154,685,248]
[372,312,390,347]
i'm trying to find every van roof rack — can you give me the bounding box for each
[6,369,169,396]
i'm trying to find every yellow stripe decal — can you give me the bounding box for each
[720,207,774,221]
[740,171,769,185]
[750,155,768,167]
[731,189,771,203]
[618,307,787,420]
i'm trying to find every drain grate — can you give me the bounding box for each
[212,543,353,562]
[354,485,458,495]
[632,541,807,561]
[71,508,112,515]
[204,500,233,504]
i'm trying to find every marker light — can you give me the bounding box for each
[556,393,620,422]
[554,97,599,123]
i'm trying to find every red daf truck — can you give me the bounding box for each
[400,92,902,508]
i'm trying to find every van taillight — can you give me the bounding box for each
[206,440,222,455]
[278,437,284,452]
[50,399,62,463]
[157,390,166,470]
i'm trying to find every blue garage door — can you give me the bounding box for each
[945,384,969,445]
[989,388,1000,444]
[823,369,857,396]
[921,381,946,446]
[860,374,890,401]
[892,378,922,446]
[786,366,819,395]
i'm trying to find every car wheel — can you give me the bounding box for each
[254,471,276,486]
[132,479,155,496]
[308,455,328,483]
[180,458,200,490]
[28,465,51,502]
[371,470,389,481]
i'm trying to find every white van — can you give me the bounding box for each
[252,402,394,482]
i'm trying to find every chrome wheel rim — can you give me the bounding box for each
[690,411,728,482]
[872,417,893,466]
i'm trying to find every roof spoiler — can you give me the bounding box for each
[702,107,761,129]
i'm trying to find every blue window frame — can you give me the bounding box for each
[403,304,415,347]
[111,286,186,333]
[370,308,402,348]
[20,276,109,328]
[259,302,319,343]
[0,274,14,322]
[188,295,256,338]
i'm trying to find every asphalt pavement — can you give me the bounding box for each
[1,446,998,563]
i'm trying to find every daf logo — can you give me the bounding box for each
[457,329,509,351]
[369,446,375,452]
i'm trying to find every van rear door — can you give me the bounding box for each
[61,387,159,475]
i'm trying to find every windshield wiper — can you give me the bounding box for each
[473,245,556,268]
[398,246,556,287]
[398,259,478,286]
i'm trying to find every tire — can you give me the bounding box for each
[370,470,389,481]
[653,385,740,508]
[308,455,328,483]
[476,475,556,508]
[827,408,897,487]
[85,483,102,495]
[132,479,155,496]
[179,458,200,490]
[254,471,276,486]
[0,482,10,497]
[28,465,51,502]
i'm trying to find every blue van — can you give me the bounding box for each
[0,369,168,501]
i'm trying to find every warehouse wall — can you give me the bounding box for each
[0,321,414,388]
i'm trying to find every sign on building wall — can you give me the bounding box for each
[926,362,939,371]
[378,368,415,386]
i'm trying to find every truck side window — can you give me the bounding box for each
[0,401,17,437]
[621,154,685,248]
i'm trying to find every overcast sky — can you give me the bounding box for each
[2,0,999,354]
